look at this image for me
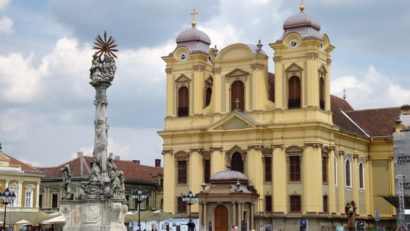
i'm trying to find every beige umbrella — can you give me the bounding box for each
[42,215,66,224]
[15,220,32,225]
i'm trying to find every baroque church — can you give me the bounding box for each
[159,4,401,230]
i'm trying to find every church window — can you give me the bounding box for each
[345,159,352,187]
[177,196,187,213]
[231,81,245,111]
[177,160,187,184]
[52,193,58,208]
[289,156,301,182]
[268,73,275,102]
[178,87,189,117]
[231,152,244,173]
[264,157,272,182]
[359,162,364,189]
[205,77,213,107]
[204,159,211,183]
[288,76,301,109]
[290,195,301,212]
[322,155,328,184]
[320,77,325,110]
[323,195,329,213]
[265,195,272,212]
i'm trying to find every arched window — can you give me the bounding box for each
[268,73,275,102]
[205,88,212,107]
[288,76,301,109]
[231,81,244,111]
[319,77,325,110]
[205,77,213,107]
[231,152,244,173]
[359,162,364,189]
[178,87,189,117]
[345,159,351,187]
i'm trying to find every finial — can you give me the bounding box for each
[343,88,346,100]
[299,0,305,12]
[92,31,118,59]
[257,39,263,53]
[191,9,198,28]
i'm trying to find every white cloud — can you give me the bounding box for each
[0,52,42,102]
[0,16,13,34]
[0,109,28,140]
[0,0,10,11]
[331,65,410,109]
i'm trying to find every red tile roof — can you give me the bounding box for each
[0,152,44,174]
[346,107,401,137]
[38,156,163,184]
[331,95,401,138]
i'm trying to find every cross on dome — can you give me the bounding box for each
[191,9,198,27]
[299,0,305,12]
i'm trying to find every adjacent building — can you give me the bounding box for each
[159,4,401,231]
[0,146,45,225]
[38,152,163,213]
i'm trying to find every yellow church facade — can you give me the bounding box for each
[159,5,398,230]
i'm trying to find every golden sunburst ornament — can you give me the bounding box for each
[93,31,118,59]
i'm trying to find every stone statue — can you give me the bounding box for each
[61,164,73,200]
[108,153,118,180]
[345,201,357,231]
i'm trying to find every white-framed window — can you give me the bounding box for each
[359,162,365,189]
[25,191,32,207]
[8,182,19,207]
[345,158,352,188]
[25,185,34,208]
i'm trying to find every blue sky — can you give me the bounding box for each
[0,0,409,167]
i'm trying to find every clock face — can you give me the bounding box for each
[179,52,187,61]
[289,39,299,48]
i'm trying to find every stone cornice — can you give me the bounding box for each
[165,68,172,74]
[248,145,263,151]
[161,149,173,155]
[250,63,265,70]
[193,65,206,71]
[304,143,322,148]
[212,67,221,74]
[210,147,223,152]
[272,144,284,150]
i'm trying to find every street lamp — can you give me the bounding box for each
[132,189,148,231]
[182,191,198,231]
[0,188,16,231]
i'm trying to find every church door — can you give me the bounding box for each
[215,205,228,231]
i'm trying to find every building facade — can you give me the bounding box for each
[0,146,44,226]
[159,5,400,231]
[38,152,163,213]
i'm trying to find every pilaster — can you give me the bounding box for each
[210,147,224,174]
[328,148,336,214]
[247,146,263,212]
[189,149,203,213]
[162,150,175,213]
[272,145,286,213]
[303,145,322,213]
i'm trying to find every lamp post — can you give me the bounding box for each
[0,188,16,231]
[132,189,148,231]
[182,191,198,231]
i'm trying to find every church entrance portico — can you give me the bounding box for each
[197,170,258,231]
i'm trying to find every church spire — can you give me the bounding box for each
[299,0,305,12]
[191,9,198,28]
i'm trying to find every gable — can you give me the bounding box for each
[175,75,191,83]
[225,68,249,78]
[285,63,303,73]
[209,112,256,131]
